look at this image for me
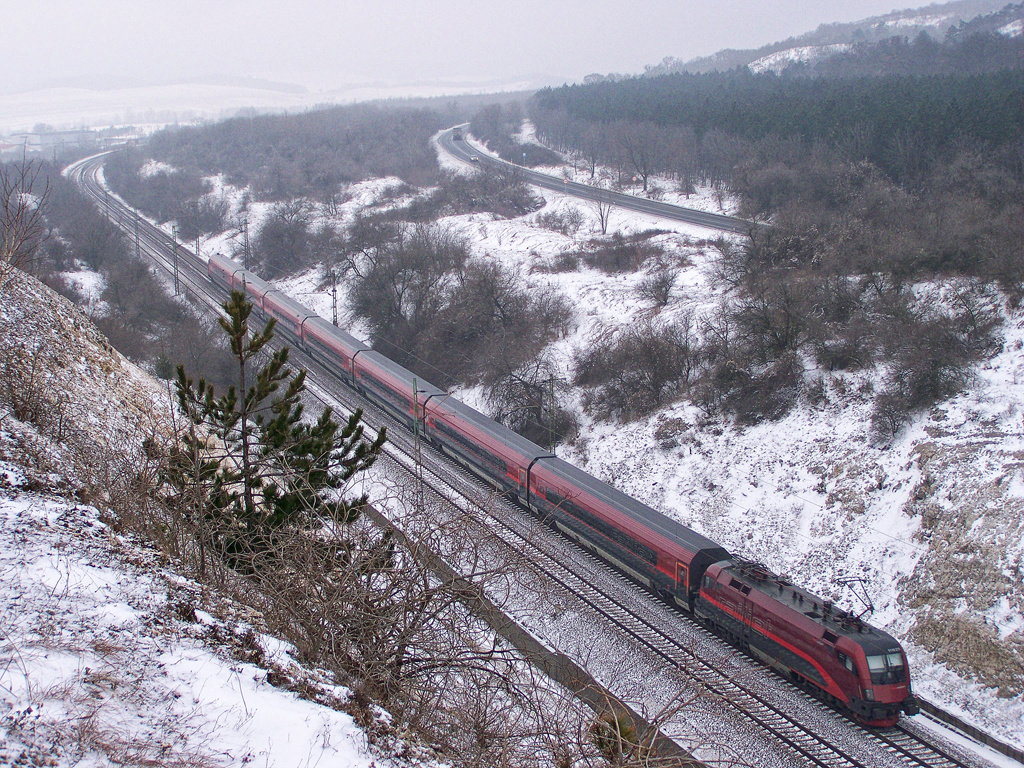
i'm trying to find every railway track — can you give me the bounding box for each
[67,152,1006,768]
[373,414,979,768]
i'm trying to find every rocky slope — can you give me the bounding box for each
[0,270,172,499]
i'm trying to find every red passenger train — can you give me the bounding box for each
[208,252,918,726]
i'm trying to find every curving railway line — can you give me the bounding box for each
[66,152,1013,768]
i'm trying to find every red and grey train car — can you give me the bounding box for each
[208,252,917,726]
[696,560,916,726]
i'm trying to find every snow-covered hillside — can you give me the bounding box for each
[197,150,1024,749]
[94,135,1024,750]
[645,0,1010,76]
[437,146,1024,747]
[0,272,433,768]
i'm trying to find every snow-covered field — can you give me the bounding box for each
[0,77,541,135]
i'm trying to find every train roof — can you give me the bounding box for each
[716,561,903,651]
[208,252,236,271]
[264,287,313,319]
[540,455,729,558]
[213,254,273,295]
[432,395,552,461]
[430,392,729,559]
[360,350,447,400]
[305,315,371,354]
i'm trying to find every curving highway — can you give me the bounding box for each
[437,125,751,235]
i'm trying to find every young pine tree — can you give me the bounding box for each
[170,289,386,570]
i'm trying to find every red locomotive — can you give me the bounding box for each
[697,560,915,726]
[208,252,918,726]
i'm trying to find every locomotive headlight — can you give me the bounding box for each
[864,688,875,701]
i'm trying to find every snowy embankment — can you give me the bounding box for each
[0,273,427,768]
[0,488,388,767]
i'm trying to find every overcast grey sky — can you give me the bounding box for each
[6,1,913,92]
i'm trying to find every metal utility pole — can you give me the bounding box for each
[548,375,556,451]
[171,225,180,295]
[242,217,251,270]
[133,210,140,260]
[330,269,339,327]
[412,377,424,510]
[195,236,200,261]
[539,374,563,453]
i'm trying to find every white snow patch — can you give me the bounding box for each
[1006,470,1024,499]
[139,158,176,178]
[513,119,540,145]
[882,13,953,29]
[749,45,853,74]
[59,267,106,305]
[999,19,1024,37]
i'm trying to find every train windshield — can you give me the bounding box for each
[865,652,907,685]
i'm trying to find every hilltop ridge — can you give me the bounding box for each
[639,0,1013,77]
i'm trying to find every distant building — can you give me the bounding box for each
[6,129,97,158]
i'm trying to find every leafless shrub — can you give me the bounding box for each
[403,167,541,221]
[0,341,70,441]
[174,194,229,240]
[574,314,697,421]
[536,206,585,237]
[696,352,803,426]
[351,225,572,388]
[253,199,315,278]
[804,376,829,407]
[869,296,995,441]
[564,231,667,274]
[636,266,679,309]
[532,251,581,274]
[487,356,578,447]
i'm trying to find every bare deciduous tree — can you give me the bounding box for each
[587,185,615,236]
[1,159,51,291]
[636,265,679,310]
[615,121,666,193]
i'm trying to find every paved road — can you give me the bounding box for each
[437,126,750,235]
